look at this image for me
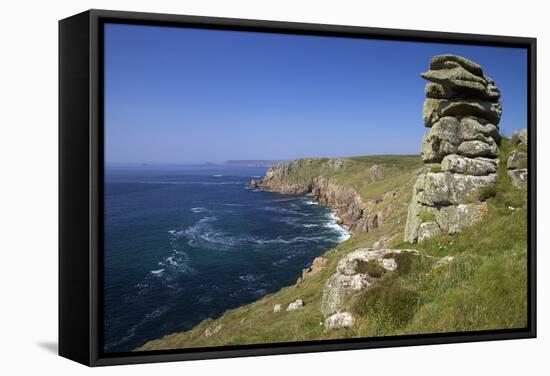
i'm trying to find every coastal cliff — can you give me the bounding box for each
[251,157,421,234]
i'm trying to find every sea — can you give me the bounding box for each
[103,165,350,352]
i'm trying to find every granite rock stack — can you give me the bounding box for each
[404,55,502,243]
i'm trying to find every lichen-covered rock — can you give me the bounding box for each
[324,312,354,330]
[459,117,501,144]
[436,203,488,234]
[287,299,304,311]
[507,151,527,170]
[415,172,496,206]
[508,169,528,190]
[423,98,442,127]
[321,273,369,316]
[404,200,426,243]
[440,99,502,124]
[429,54,484,77]
[511,128,528,146]
[336,248,418,275]
[273,304,282,313]
[421,65,494,100]
[421,117,461,162]
[423,98,502,127]
[418,221,442,241]
[441,154,496,176]
[458,140,498,158]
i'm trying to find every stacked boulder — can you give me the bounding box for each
[405,54,502,243]
[507,128,528,189]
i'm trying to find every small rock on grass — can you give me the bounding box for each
[287,299,304,311]
[204,324,223,337]
[324,312,354,330]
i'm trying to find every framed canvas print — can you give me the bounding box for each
[59,9,537,366]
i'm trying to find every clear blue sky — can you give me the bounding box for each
[104,23,527,165]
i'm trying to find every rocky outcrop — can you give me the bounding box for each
[321,248,418,317]
[297,256,327,284]
[511,128,528,146]
[507,128,528,189]
[405,55,502,243]
[252,159,395,234]
[324,312,354,330]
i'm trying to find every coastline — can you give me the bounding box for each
[135,156,423,351]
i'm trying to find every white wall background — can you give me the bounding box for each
[0,0,546,374]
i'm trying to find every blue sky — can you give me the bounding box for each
[104,23,527,165]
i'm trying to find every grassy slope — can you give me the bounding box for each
[137,147,527,351]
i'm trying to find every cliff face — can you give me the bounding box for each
[251,158,400,234]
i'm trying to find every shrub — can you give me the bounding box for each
[352,281,420,330]
[355,260,386,278]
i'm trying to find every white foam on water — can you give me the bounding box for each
[150,269,165,276]
[324,212,351,242]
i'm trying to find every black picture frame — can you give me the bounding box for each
[59,9,537,367]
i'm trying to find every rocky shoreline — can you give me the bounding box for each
[250,158,396,236]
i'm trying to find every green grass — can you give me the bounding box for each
[419,211,436,223]
[136,149,527,351]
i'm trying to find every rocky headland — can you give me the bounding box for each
[251,158,405,234]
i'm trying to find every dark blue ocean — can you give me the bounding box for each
[103,166,349,352]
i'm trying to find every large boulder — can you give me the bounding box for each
[405,199,488,242]
[459,117,501,144]
[421,117,461,162]
[429,54,484,77]
[418,221,442,242]
[336,248,418,275]
[423,98,502,127]
[421,65,499,100]
[508,169,528,190]
[321,274,369,317]
[458,140,498,158]
[414,172,496,206]
[441,154,496,176]
[436,203,488,234]
[507,151,527,170]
